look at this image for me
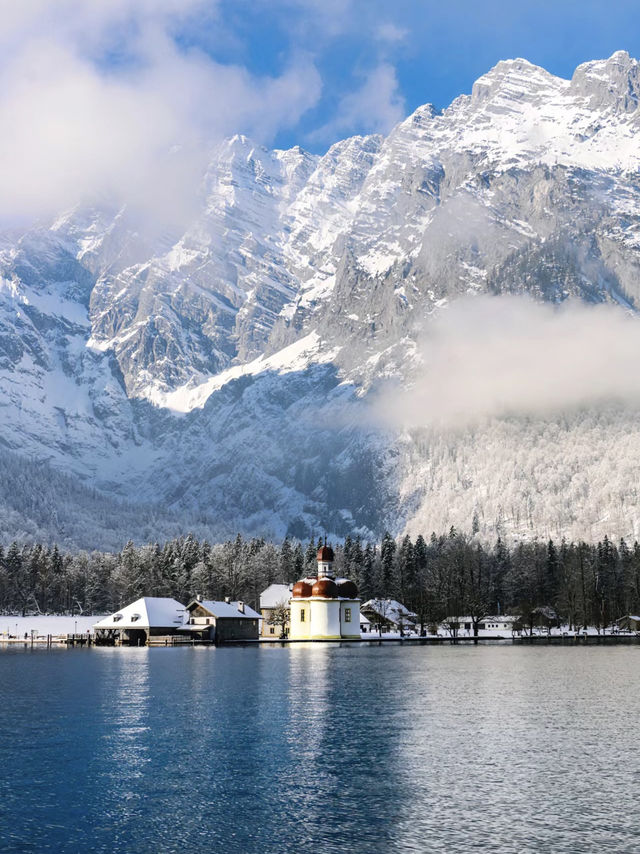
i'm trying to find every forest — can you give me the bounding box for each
[1,528,639,632]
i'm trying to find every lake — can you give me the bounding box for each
[1,643,639,853]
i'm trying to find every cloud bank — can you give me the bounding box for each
[0,0,321,227]
[378,296,640,430]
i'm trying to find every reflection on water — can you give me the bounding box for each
[1,645,640,853]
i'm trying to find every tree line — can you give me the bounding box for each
[1,529,639,631]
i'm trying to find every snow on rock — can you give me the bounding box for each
[2,53,640,544]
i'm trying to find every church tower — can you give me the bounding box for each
[288,543,360,640]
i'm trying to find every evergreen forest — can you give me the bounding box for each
[1,529,640,632]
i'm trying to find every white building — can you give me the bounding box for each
[360,599,417,633]
[93,597,186,645]
[288,544,360,640]
[480,616,516,633]
[259,583,292,638]
[443,616,517,635]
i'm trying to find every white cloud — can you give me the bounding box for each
[376,296,640,430]
[0,0,321,228]
[308,63,405,142]
[375,22,409,44]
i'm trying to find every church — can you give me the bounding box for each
[288,543,361,640]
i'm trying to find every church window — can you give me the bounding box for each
[345,608,352,622]
[300,608,306,622]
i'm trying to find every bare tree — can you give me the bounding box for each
[267,603,290,639]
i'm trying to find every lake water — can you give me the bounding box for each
[1,643,639,853]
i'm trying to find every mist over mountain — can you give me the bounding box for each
[4,51,640,548]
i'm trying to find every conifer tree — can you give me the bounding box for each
[280,536,294,582]
[293,542,304,578]
[304,537,316,571]
[380,532,396,595]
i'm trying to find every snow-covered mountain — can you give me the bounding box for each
[4,51,640,548]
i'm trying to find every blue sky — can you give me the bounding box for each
[1,0,639,223]
[191,0,640,150]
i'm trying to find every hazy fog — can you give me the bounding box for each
[377,295,640,429]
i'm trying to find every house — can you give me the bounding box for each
[288,544,360,640]
[442,616,517,635]
[359,612,371,633]
[360,599,417,633]
[616,615,640,632]
[480,616,517,633]
[93,597,187,645]
[259,583,292,638]
[184,597,260,643]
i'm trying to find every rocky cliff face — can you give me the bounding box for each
[3,52,640,547]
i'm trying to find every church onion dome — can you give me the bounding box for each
[316,544,335,562]
[292,580,313,598]
[311,578,339,598]
[337,580,358,599]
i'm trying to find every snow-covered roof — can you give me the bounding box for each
[259,583,292,609]
[618,614,640,622]
[361,599,417,623]
[444,615,517,624]
[93,597,187,630]
[189,599,261,620]
[359,613,371,625]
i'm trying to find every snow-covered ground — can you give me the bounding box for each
[361,625,638,640]
[0,615,107,639]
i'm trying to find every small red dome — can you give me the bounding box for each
[337,580,358,599]
[311,578,339,598]
[317,544,335,562]
[292,580,313,598]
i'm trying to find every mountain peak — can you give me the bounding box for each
[470,57,561,106]
[571,50,640,113]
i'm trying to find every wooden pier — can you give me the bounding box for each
[64,634,93,647]
[146,635,214,647]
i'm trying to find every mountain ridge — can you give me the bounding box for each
[3,52,640,547]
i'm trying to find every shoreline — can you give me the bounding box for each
[2,633,640,648]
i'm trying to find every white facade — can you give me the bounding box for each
[290,596,359,640]
[288,546,360,640]
[442,615,517,635]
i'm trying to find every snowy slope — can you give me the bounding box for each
[3,52,640,545]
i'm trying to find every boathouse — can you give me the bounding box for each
[184,598,260,643]
[93,597,187,645]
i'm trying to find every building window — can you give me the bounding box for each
[345,608,352,623]
[300,608,305,622]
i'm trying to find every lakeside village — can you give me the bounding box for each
[4,544,640,647]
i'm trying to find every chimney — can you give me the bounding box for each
[224,596,231,604]
[196,594,202,602]
[237,601,245,614]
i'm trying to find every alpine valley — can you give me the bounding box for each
[4,51,640,549]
